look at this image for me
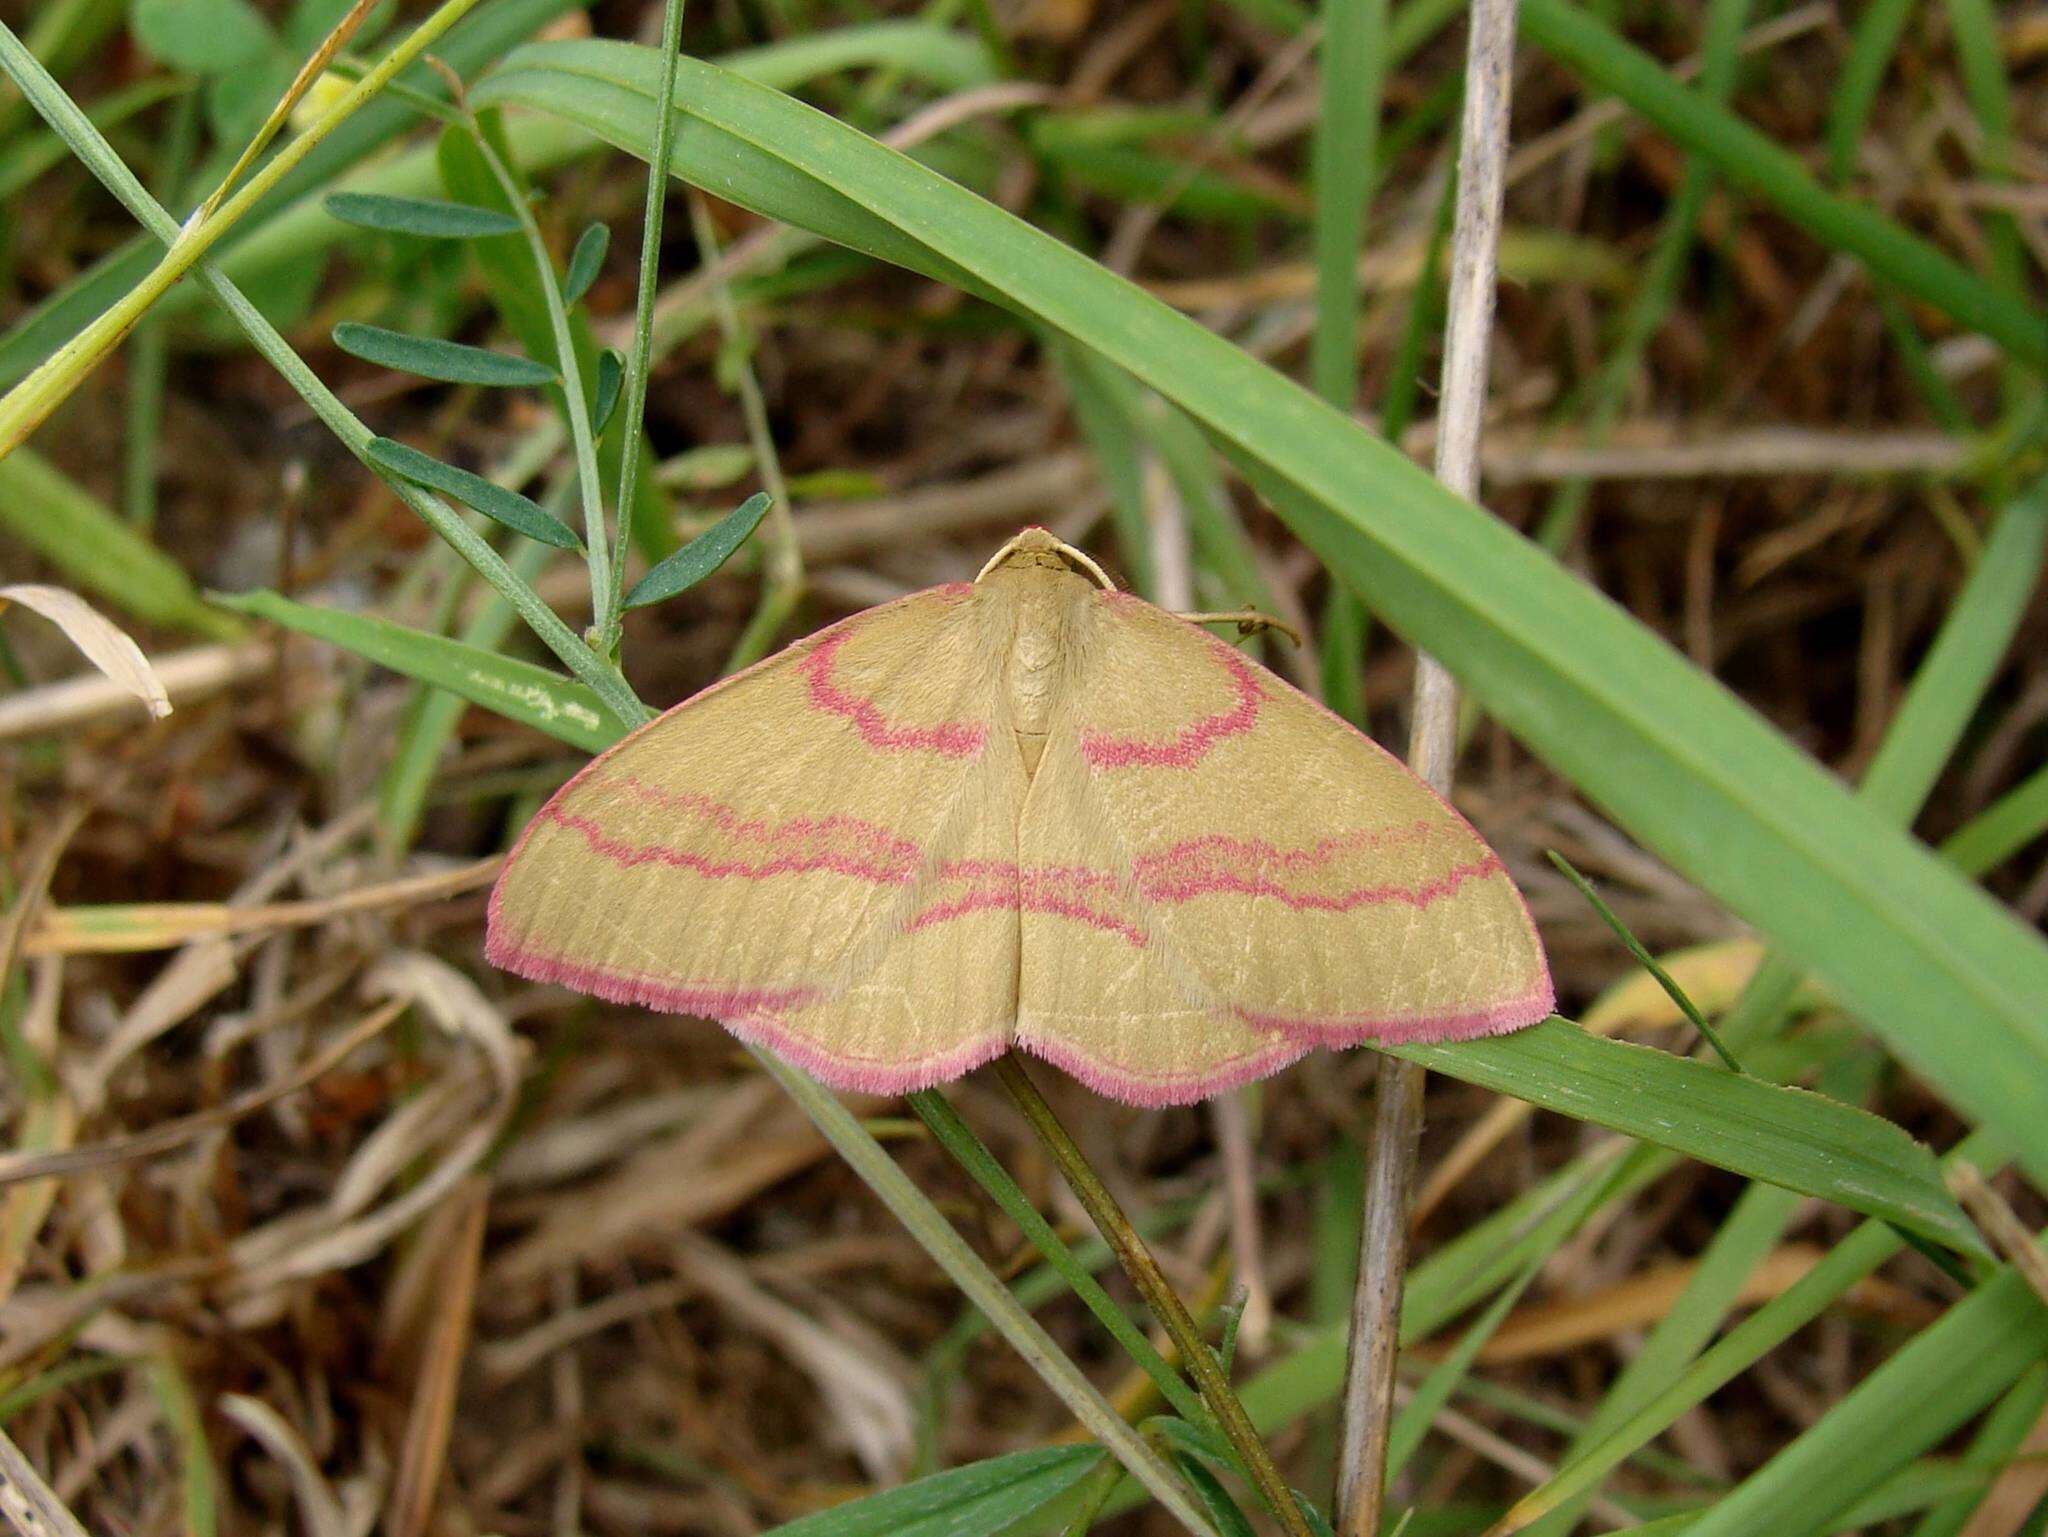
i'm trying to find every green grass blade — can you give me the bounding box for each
[1907,1362,2048,1537]
[1307,0,1383,409]
[1389,1020,1980,1256]
[1681,1255,2048,1537]
[1943,763,2048,878]
[1516,0,2047,370]
[0,445,237,636]
[1825,0,1915,184]
[213,589,628,753]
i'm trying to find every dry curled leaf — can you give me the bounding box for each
[0,585,170,722]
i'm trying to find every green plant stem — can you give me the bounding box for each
[908,1088,1215,1431]
[465,116,615,639]
[685,190,805,673]
[602,0,690,654]
[0,19,644,725]
[0,0,488,458]
[1547,851,1745,1072]
[993,1055,1313,1537]
[756,1053,1218,1536]
[123,91,199,530]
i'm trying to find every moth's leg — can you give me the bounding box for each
[1171,609,1304,647]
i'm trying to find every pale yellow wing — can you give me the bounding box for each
[488,583,1028,1093]
[1016,590,1550,1100]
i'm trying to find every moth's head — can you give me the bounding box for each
[977,527,1118,591]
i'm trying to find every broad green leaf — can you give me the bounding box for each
[563,220,609,304]
[129,0,270,72]
[332,322,556,386]
[364,438,581,550]
[623,492,773,609]
[0,446,236,637]
[324,191,524,239]
[474,46,2048,1187]
[760,1447,1102,1536]
[212,590,625,753]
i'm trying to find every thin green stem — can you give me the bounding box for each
[908,1088,1215,1431]
[755,1053,1218,1536]
[602,0,690,654]
[465,114,615,639]
[0,0,487,457]
[685,190,805,673]
[123,89,200,529]
[1547,852,1746,1073]
[993,1055,1314,1537]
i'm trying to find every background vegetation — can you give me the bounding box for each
[0,0,2042,1530]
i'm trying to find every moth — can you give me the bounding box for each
[487,528,1552,1105]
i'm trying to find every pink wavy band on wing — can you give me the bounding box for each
[798,625,988,759]
[1081,634,1266,769]
[540,804,924,886]
[909,861,1148,947]
[1138,853,1509,912]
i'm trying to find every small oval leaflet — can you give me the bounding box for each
[591,349,625,435]
[564,221,610,305]
[489,528,1552,1106]
[623,492,774,610]
[364,437,581,550]
[324,192,524,240]
[333,322,556,388]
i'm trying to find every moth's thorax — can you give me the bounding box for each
[980,560,1097,777]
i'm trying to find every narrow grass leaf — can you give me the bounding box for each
[1680,1260,2048,1537]
[1390,1019,1982,1257]
[761,1447,1104,1536]
[623,492,773,609]
[0,447,237,637]
[332,321,556,386]
[323,191,524,238]
[365,438,581,549]
[1944,764,2048,878]
[212,590,627,753]
[564,221,610,304]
